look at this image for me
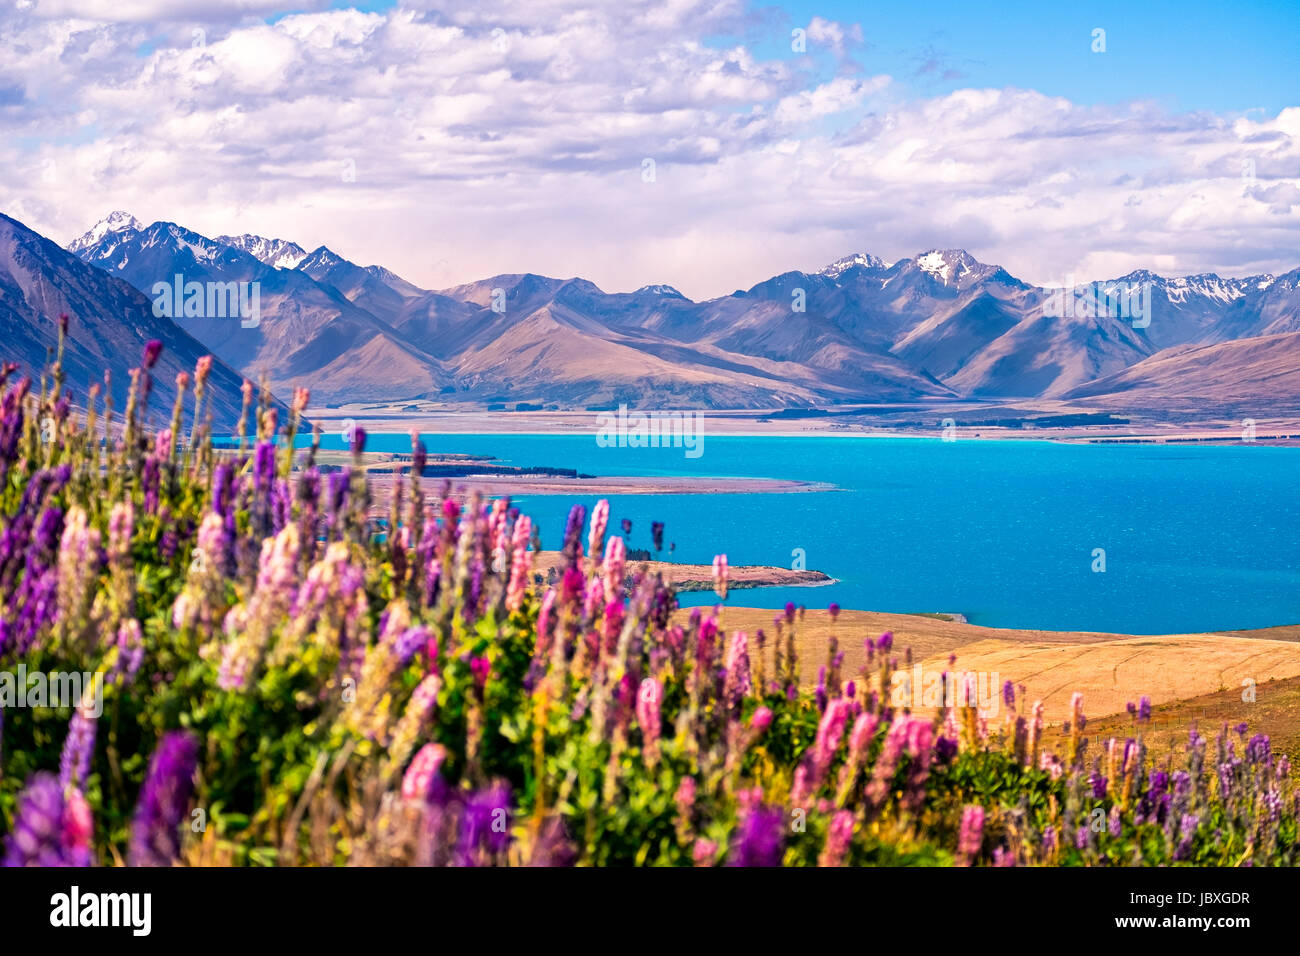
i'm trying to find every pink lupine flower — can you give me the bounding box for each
[675,776,696,817]
[602,534,626,603]
[818,810,855,867]
[849,713,879,755]
[401,743,448,802]
[692,838,717,867]
[588,499,609,562]
[505,515,533,612]
[154,428,172,461]
[712,553,728,600]
[194,354,213,388]
[636,678,662,768]
[958,804,985,864]
[750,707,773,734]
[722,630,751,706]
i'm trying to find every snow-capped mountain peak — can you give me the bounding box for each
[634,283,686,298]
[819,253,886,278]
[913,248,982,286]
[69,211,142,253]
[217,233,309,270]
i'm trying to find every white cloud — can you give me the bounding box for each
[0,2,1296,299]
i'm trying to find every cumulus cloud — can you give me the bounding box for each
[0,1,1296,299]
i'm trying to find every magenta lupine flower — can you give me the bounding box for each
[819,811,855,867]
[401,743,448,803]
[636,678,662,768]
[129,731,199,866]
[957,805,984,864]
[750,707,774,735]
[828,602,840,620]
[58,708,97,793]
[470,656,491,689]
[350,426,367,455]
[728,804,784,867]
[809,698,851,786]
[142,339,163,369]
[3,773,93,867]
[877,631,893,652]
[783,601,796,624]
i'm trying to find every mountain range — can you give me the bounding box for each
[1,212,253,426]
[4,209,1300,414]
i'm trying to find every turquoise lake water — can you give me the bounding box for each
[312,432,1300,635]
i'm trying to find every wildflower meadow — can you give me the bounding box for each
[0,328,1295,868]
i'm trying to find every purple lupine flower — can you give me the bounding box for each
[212,460,234,518]
[561,504,586,562]
[1247,734,1272,768]
[390,626,430,666]
[350,426,367,455]
[3,773,93,867]
[253,441,276,492]
[58,710,97,793]
[142,339,163,369]
[129,731,199,866]
[1173,814,1199,861]
[828,602,840,620]
[141,455,160,513]
[729,804,785,867]
[650,521,665,552]
[1003,680,1015,709]
[877,631,893,652]
[1137,696,1151,722]
[620,518,632,536]
[457,781,512,865]
[1041,825,1056,853]
[1089,773,1108,800]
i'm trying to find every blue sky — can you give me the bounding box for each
[771,0,1298,114]
[272,0,1300,114]
[1,0,1297,297]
